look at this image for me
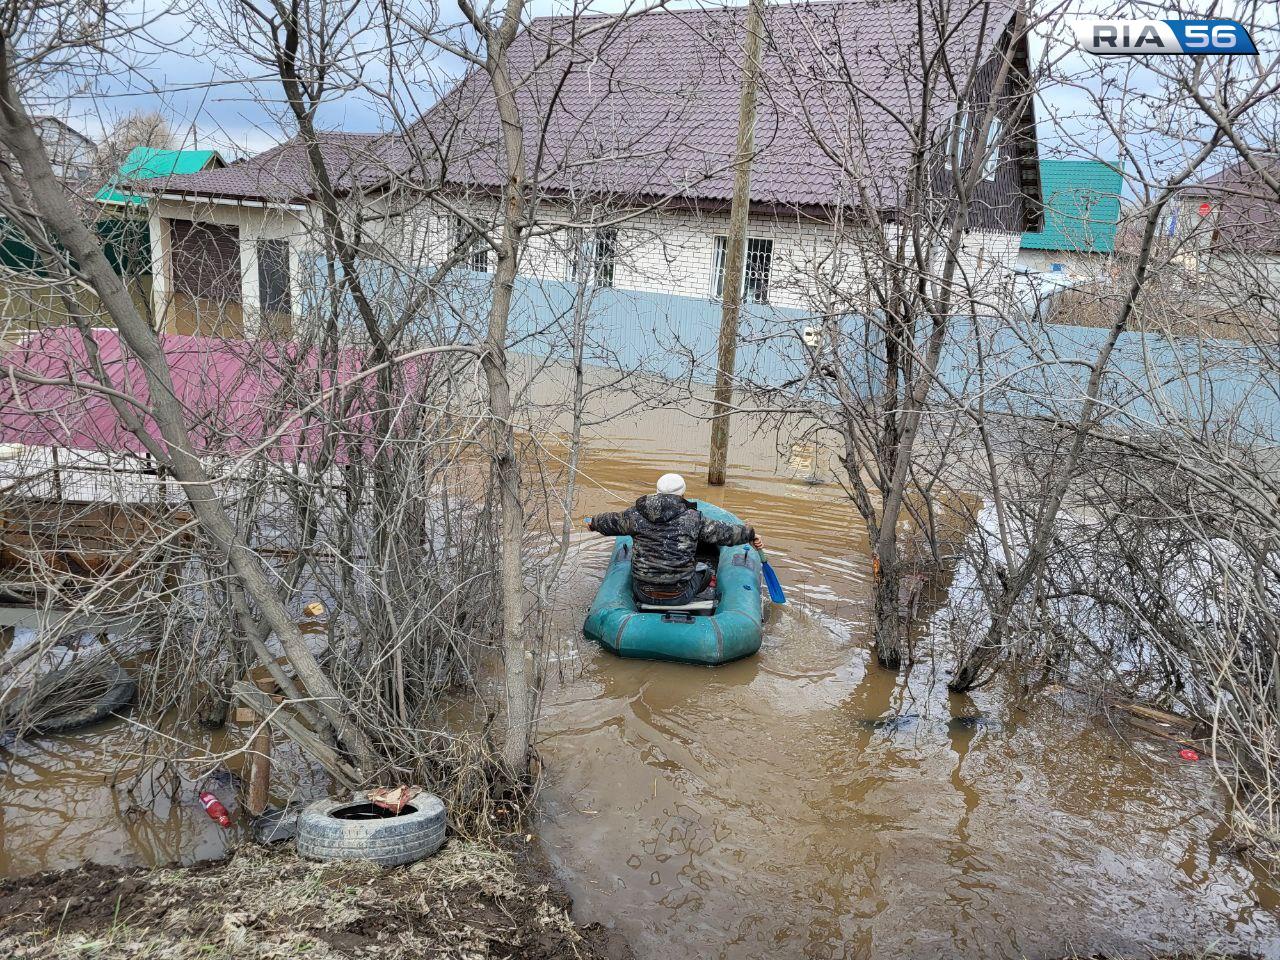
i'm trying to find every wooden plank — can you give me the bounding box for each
[231,681,359,788]
[1114,701,1198,729]
[1118,712,1202,746]
[246,724,272,816]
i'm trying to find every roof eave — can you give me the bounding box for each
[146,188,308,211]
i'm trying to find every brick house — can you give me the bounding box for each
[127,0,1042,334]
[1178,159,1280,290]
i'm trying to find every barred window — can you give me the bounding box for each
[712,235,773,304]
[453,215,490,273]
[568,227,617,287]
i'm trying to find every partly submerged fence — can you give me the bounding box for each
[1,275,1274,472]
[499,274,1278,444]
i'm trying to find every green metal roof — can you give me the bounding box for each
[1021,160,1123,253]
[96,147,223,206]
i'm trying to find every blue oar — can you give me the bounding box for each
[759,552,786,604]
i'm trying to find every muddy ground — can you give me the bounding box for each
[0,838,632,960]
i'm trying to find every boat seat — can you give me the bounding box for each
[636,597,715,613]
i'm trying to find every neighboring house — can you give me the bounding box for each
[125,133,381,337]
[0,116,94,208]
[135,0,1043,335]
[94,147,229,334]
[94,147,226,280]
[2,118,99,333]
[1178,159,1280,290]
[1018,160,1122,276]
[96,147,225,207]
[1045,160,1277,340]
[1,143,222,336]
[31,116,95,185]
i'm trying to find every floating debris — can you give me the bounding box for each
[199,790,232,828]
[948,714,1001,734]
[853,713,1001,735]
[860,713,920,732]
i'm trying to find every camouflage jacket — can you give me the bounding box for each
[590,494,755,588]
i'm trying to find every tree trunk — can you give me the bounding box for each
[707,0,765,487]
[871,541,903,670]
[0,55,377,773]
[484,28,534,775]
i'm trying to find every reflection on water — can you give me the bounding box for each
[537,446,1280,959]
[0,711,326,877]
[1,719,231,876]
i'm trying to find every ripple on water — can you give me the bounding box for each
[539,450,1280,960]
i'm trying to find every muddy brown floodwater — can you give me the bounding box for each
[536,445,1280,960]
[0,706,328,877]
[3,418,1279,959]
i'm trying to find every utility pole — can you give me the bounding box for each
[707,0,765,486]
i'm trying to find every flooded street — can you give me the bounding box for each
[536,443,1280,959]
[2,419,1279,958]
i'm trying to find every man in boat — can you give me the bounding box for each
[586,473,763,607]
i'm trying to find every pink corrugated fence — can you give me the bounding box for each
[0,327,434,462]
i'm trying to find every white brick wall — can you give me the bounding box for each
[388,196,1024,311]
[150,190,1026,332]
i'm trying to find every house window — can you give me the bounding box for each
[952,105,1002,180]
[981,117,1003,180]
[170,219,241,303]
[712,235,773,304]
[257,238,291,315]
[951,106,972,171]
[453,215,490,273]
[568,227,617,287]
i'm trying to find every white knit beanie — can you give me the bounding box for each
[656,473,687,496]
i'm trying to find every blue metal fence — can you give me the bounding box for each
[306,262,1278,444]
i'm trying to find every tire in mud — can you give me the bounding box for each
[296,793,447,867]
[24,659,137,735]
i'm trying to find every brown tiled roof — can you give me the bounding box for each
[1187,158,1280,254]
[149,0,1028,213]
[406,0,1026,211]
[137,131,387,204]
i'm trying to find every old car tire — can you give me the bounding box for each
[26,660,136,735]
[296,793,447,867]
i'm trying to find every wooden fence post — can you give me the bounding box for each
[242,676,277,817]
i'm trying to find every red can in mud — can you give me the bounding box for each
[199,790,232,827]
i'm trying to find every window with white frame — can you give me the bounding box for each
[453,214,490,273]
[567,227,617,287]
[981,117,1003,180]
[951,105,972,172]
[952,104,1003,180]
[712,235,773,304]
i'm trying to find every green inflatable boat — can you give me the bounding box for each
[582,501,765,665]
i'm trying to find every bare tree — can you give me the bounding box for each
[0,0,699,801]
[93,109,177,176]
